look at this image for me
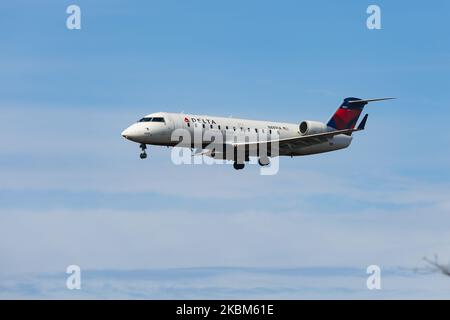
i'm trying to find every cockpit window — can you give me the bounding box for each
[138,117,165,123]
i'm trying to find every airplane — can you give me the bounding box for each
[121,97,394,170]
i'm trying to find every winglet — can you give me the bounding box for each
[357,114,369,130]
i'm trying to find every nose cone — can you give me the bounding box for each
[121,127,132,139]
[121,124,140,141]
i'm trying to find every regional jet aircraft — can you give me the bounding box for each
[121,97,394,170]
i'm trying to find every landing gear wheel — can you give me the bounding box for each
[233,162,245,170]
[258,157,270,167]
[139,144,147,159]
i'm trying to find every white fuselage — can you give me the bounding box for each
[121,112,352,156]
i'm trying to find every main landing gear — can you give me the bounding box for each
[233,157,271,170]
[139,144,147,159]
[258,157,270,167]
[233,162,245,170]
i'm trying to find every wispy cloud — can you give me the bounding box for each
[1,267,449,299]
[1,204,450,277]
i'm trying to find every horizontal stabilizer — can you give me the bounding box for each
[347,97,396,104]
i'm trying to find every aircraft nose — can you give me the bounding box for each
[121,126,138,140]
[121,124,144,142]
[121,128,131,139]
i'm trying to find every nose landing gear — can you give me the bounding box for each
[139,144,147,159]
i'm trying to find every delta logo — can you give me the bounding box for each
[188,117,217,125]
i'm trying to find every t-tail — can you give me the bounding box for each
[327,97,395,130]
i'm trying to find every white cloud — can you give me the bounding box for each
[1,203,450,277]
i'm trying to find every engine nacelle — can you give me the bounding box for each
[299,121,328,136]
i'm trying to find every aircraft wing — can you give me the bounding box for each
[192,128,358,161]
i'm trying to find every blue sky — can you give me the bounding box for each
[1,0,450,299]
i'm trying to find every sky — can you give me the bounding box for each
[1,0,450,299]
